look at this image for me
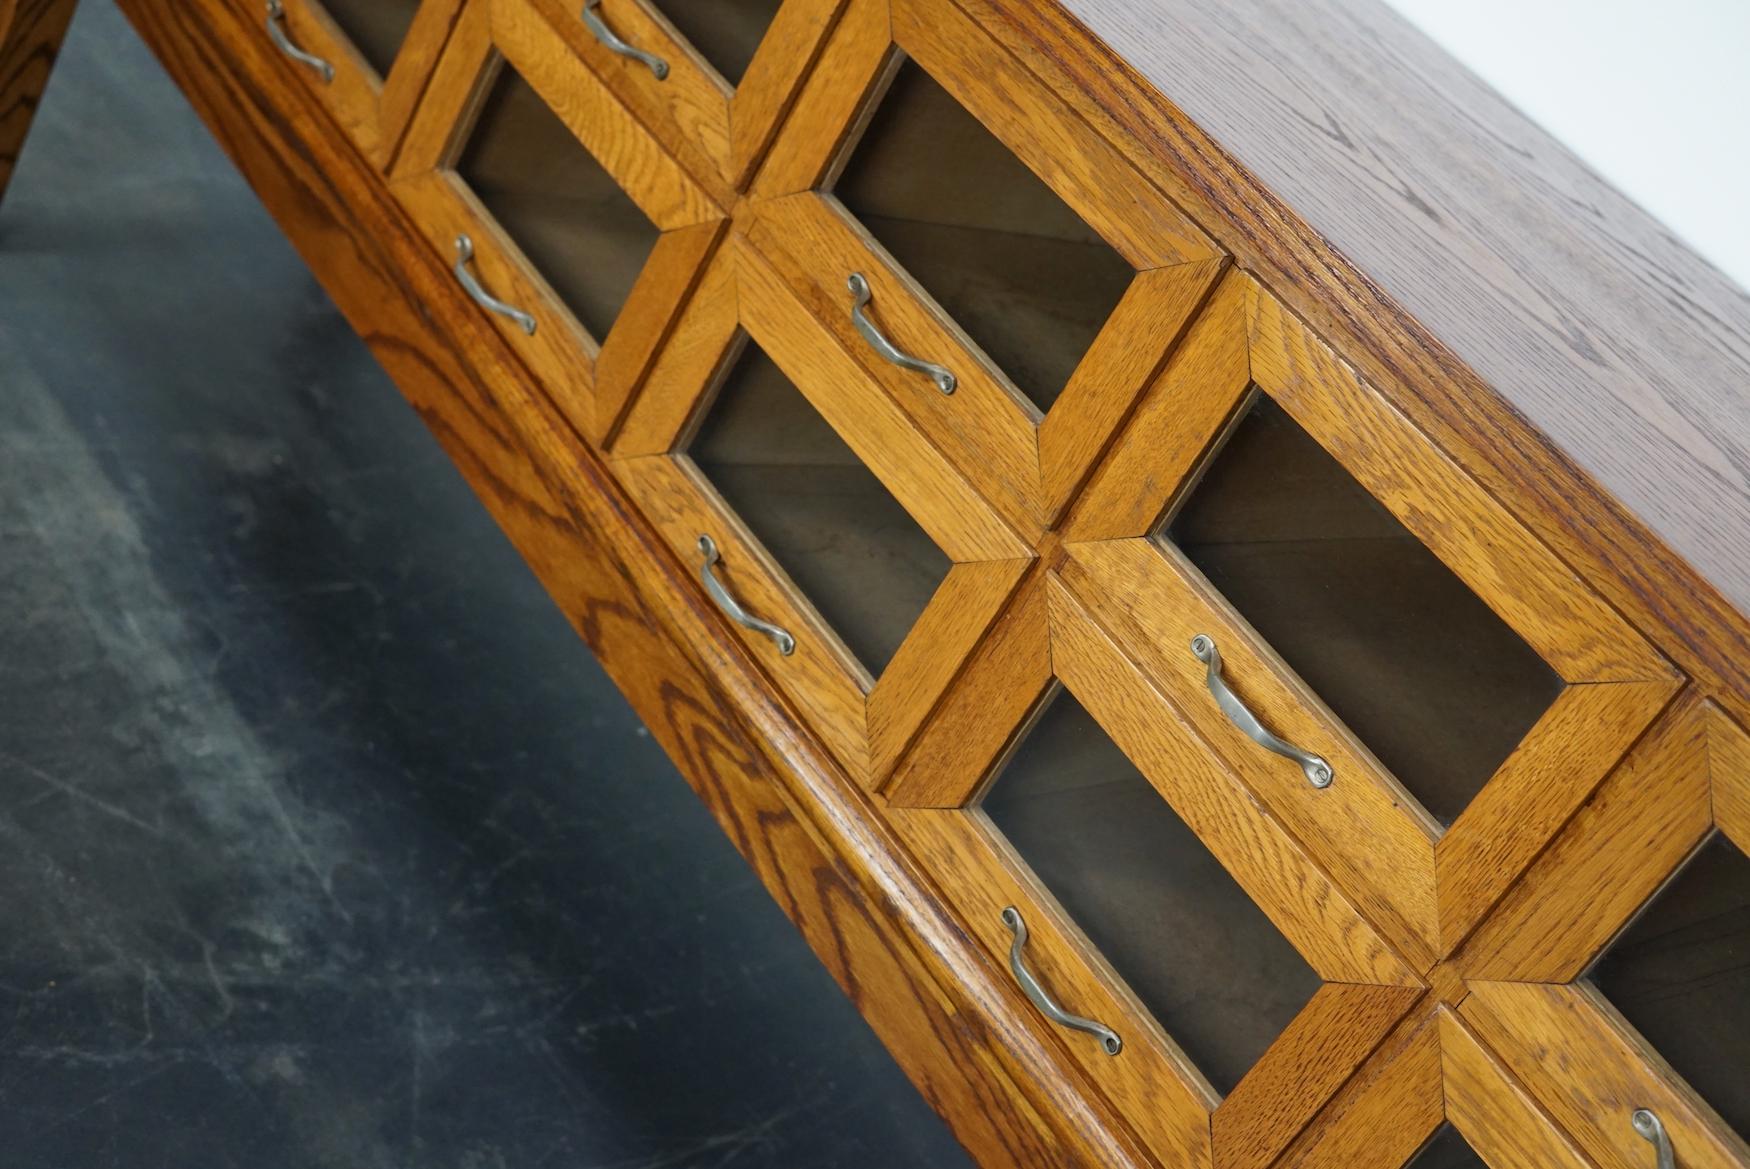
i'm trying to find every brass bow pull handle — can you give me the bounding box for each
[453,236,537,336]
[1632,1110,1674,1169]
[264,0,335,83]
[697,536,795,656]
[1191,635,1333,788]
[1001,907,1121,1055]
[581,0,670,80]
[847,274,956,395]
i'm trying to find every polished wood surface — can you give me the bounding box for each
[0,0,77,209]
[113,2,1156,1163]
[25,0,1750,1163]
[973,0,1750,746]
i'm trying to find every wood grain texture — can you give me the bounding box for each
[1039,258,1225,524]
[1059,536,1441,967]
[966,0,1750,739]
[734,231,1032,563]
[119,2,1159,1162]
[1212,983,1423,1169]
[1439,1011,1595,1169]
[604,241,740,456]
[1709,704,1750,855]
[1433,677,1678,953]
[0,0,76,209]
[886,803,1217,1169]
[1064,268,1250,542]
[1246,280,1669,686]
[521,0,734,207]
[747,0,887,198]
[873,563,1044,798]
[740,193,1046,537]
[1461,692,1713,983]
[612,452,875,777]
[879,570,1052,808]
[1465,982,1750,1169]
[1276,1009,1444,1169]
[1048,576,1418,988]
[890,0,1212,270]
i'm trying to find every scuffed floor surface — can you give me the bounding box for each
[0,4,972,1165]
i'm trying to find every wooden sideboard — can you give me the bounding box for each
[7,0,1748,1165]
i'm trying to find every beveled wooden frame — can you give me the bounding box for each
[1061,270,1681,965]
[1457,699,1750,1169]
[1278,1005,1600,1169]
[221,0,464,168]
[528,0,852,198]
[388,0,727,443]
[738,0,1226,537]
[610,236,1035,788]
[882,571,1424,1169]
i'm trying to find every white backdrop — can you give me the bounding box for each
[1381,0,1750,293]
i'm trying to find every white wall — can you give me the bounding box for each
[1381,0,1750,293]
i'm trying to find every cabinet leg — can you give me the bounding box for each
[0,0,79,210]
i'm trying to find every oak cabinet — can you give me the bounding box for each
[43,0,1750,1165]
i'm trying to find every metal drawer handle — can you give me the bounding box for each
[847,273,956,395]
[697,536,795,656]
[582,0,670,80]
[1190,635,1333,788]
[1001,907,1121,1056]
[264,0,335,83]
[453,236,536,336]
[1632,1110,1674,1169]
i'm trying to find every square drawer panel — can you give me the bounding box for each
[1461,702,1750,1169]
[232,0,464,166]
[390,0,726,445]
[882,570,1421,1169]
[740,0,1223,537]
[520,0,849,194]
[610,238,1034,788]
[1062,269,1679,962]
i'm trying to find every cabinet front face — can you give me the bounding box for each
[389,0,726,443]
[238,0,463,165]
[1052,271,1680,963]
[880,571,1422,1169]
[739,0,1225,537]
[516,0,849,193]
[608,239,1033,788]
[1459,703,1750,1169]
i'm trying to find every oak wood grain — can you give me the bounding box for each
[1212,983,1422,1169]
[968,0,1750,740]
[117,1,1160,1161]
[1439,1011,1595,1169]
[1276,1009,1444,1169]
[1048,576,1419,988]
[1709,705,1750,855]
[878,566,1053,808]
[1460,693,1713,983]
[1465,981,1750,1169]
[1059,535,1441,967]
[0,0,75,209]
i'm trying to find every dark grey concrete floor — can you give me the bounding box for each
[0,4,972,1165]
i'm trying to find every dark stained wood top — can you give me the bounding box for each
[1058,0,1750,617]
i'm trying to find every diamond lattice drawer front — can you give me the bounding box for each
[737,0,1224,537]
[524,0,847,194]
[225,0,463,166]
[76,0,1750,1167]
[609,237,1033,789]
[388,0,727,446]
